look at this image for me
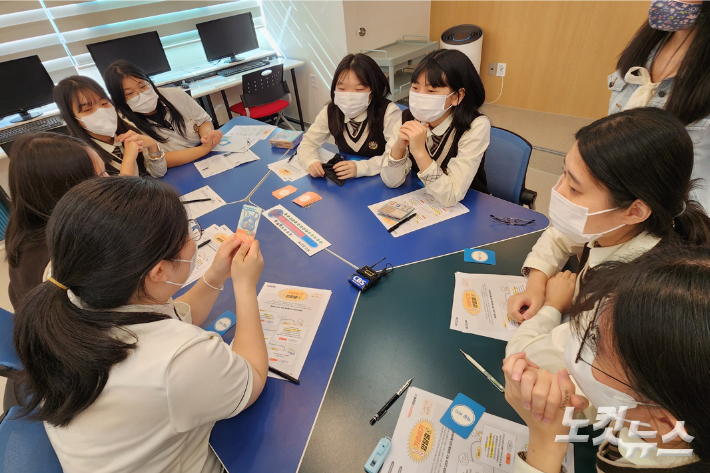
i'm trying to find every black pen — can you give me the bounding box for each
[269,366,300,385]
[182,198,212,204]
[370,377,413,425]
[197,239,212,249]
[387,213,417,234]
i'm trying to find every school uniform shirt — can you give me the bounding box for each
[608,58,710,213]
[296,102,402,177]
[91,136,167,178]
[144,87,213,152]
[504,228,661,374]
[513,428,696,473]
[45,298,253,473]
[380,113,491,207]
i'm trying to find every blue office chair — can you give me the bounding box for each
[395,102,407,113]
[0,406,62,473]
[484,126,537,207]
[0,308,20,376]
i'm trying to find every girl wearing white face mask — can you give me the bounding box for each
[295,53,401,181]
[105,60,224,168]
[381,49,490,207]
[505,108,710,375]
[502,245,710,473]
[609,1,710,213]
[13,177,268,473]
[54,76,166,178]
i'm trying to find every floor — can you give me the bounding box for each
[0,105,594,411]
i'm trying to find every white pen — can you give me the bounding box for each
[460,349,505,393]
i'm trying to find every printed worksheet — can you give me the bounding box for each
[368,188,470,237]
[383,387,574,473]
[180,185,226,219]
[268,157,308,182]
[223,124,275,142]
[257,283,331,380]
[450,272,527,341]
[262,205,331,256]
[182,224,232,287]
[194,150,260,178]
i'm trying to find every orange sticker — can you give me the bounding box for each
[408,419,435,463]
[278,289,308,301]
[462,290,482,315]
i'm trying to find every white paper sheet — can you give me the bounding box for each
[450,272,526,341]
[180,185,226,219]
[384,387,574,473]
[257,283,331,380]
[212,125,275,153]
[262,205,331,256]
[267,156,308,182]
[368,188,470,237]
[181,224,232,287]
[194,150,259,178]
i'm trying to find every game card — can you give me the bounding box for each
[235,204,261,243]
[272,185,297,199]
[293,192,322,207]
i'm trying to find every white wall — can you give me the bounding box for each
[343,1,431,54]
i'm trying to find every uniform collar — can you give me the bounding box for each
[344,108,368,124]
[67,291,183,321]
[92,136,120,152]
[587,232,661,269]
[428,114,453,137]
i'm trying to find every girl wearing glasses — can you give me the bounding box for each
[506,107,710,372]
[13,177,267,473]
[502,245,709,472]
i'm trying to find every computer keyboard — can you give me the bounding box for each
[217,60,271,77]
[0,114,64,144]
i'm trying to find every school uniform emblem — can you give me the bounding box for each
[368,141,378,150]
[193,124,199,132]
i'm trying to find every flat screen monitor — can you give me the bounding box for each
[87,31,171,78]
[0,55,55,122]
[197,12,259,63]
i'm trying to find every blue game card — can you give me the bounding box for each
[464,249,496,265]
[205,310,237,336]
[440,393,486,439]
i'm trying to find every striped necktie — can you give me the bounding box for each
[349,120,362,136]
[428,133,444,155]
[111,145,123,162]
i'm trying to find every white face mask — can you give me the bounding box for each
[564,335,654,427]
[548,177,625,245]
[164,249,197,287]
[78,106,118,137]
[333,91,370,119]
[408,90,455,123]
[127,86,160,114]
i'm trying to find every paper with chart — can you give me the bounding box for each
[194,150,260,178]
[383,387,574,473]
[180,185,226,219]
[268,156,309,182]
[450,272,527,341]
[257,283,331,380]
[368,188,470,237]
[263,205,331,256]
[181,224,232,287]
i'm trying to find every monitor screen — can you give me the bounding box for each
[197,13,259,62]
[0,55,55,120]
[87,31,171,78]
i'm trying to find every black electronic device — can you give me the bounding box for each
[0,55,56,123]
[196,12,259,63]
[348,258,393,292]
[87,31,170,78]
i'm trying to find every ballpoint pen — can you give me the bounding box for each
[460,349,505,393]
[182,198,212,204]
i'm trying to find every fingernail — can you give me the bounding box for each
[533,413,541,421]
[523,402,531,410]
[543,417,552,425]
[512,373,520,381]
[523,314,529,320]
[560,369,570,379]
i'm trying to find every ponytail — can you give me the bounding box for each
[671,195,710,246]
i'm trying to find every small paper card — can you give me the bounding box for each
[293,192,322,207]
[236,204,261,244]
[377,200,414,220]
[205,311,237,336]
[464,249,496,265]
[440,393,486,439]
[273,185,297,199]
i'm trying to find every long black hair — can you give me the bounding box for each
[53,75,140,172]
[327,53,391,139]
[410,49,485,133]
[5,133,97,268]
[14,177,189,426]
[104,60,187,142]
[575,107,710,246]
[617,2,710,125]
[571,245,710,472]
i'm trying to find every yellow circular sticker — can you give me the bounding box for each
[408,419,435,463]
[462,290,482,315]
[278,289,308,301]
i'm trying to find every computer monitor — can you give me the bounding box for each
[0,55,56,123]
[87,31,171,78]
[196,12,259,63]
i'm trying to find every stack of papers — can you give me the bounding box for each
[180,185,226,219]
[212,125,275,153]
[181,223,232,287]
[194,150,259,178]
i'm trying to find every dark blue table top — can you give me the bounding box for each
[162,117,549,473]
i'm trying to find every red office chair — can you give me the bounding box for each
[229,64,295,130]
